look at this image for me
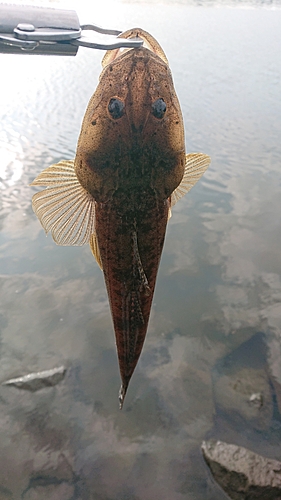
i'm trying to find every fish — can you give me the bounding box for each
[31,28,211,409]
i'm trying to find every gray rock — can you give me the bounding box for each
[249,392,263,408]
[202,440,281,500]
[22,482,74,500]
[213,367,272,430]
[2,366,66,391]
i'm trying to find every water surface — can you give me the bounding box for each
[0,1,281,499]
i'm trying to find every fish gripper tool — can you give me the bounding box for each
[0,4,144,55]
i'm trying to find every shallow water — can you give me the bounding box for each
[0,1,281,499]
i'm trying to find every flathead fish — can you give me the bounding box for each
[31,28,210,408]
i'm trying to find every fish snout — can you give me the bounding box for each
[125,100,150,135]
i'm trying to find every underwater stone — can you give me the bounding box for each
[213,366,272,431]
[2,366,66,391]
[22,482,74,500]
[202,440,281,500]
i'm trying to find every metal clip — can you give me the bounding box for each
[0,4,81,54]
[72,27,143,50]
[12,23,143,51]
[14,22,81,42]
[0,4,143,55]
[0,33,38,50]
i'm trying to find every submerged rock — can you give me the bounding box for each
[22,482,74,500]
[2,366,66,391]
[213,366,273,430]
[248,392,263,408]
[202,440,281,500]
[211,333,272,431]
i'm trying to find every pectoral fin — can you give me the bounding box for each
[168,153,211,218]
[31,160,96,246]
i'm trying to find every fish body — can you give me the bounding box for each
[94,189,169,404]
[31,29,210,407]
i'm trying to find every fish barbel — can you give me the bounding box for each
[31,28,211,408]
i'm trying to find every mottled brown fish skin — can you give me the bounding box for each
[75,46,185,203]
[74,33,186,406]
[95,189,169,406]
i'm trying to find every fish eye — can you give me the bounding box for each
[152,98,166,119]
[108,98,125,119]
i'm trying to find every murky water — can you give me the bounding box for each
[1,1,281,499]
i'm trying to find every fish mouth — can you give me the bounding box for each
[102,27,169,67]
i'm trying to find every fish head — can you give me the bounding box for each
[75,28,185,202]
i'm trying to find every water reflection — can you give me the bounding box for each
[0,1,281,499]
[123,0,281,6]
